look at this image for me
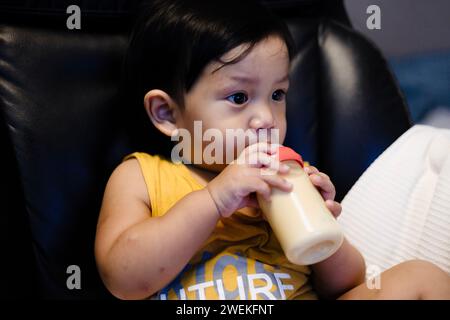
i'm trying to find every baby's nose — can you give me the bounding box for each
[249,112,275,130]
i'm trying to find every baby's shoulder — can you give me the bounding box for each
[108,158,151,210]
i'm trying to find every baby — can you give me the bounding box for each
[95,0,450,300]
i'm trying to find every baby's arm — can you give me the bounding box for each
[95,143,291,300]
[303,165,366,299]
[310,238,366,299]
[95,159,220,300]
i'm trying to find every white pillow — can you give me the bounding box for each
[338,125,450,274]
[420,106,450,129]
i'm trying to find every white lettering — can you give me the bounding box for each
[66,265,81,290]
[366,5,381,30]
[274,272,294,299]
[248,273,277,300]
[236,275,247,299]
[66,5,81,30]
[187,280,215,300]
[216,279,226,300]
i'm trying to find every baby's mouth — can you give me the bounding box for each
[246,131,275,146]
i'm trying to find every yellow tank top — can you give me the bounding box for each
[123,152,316,300]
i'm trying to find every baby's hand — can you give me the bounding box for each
[206,142,293,218]
[303,165,342,218]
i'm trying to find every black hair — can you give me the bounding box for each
[124,0,295,108]
[122,0,295,157]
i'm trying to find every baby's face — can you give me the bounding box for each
[180,35,290,171]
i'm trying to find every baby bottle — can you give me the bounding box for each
[257,146,344,265]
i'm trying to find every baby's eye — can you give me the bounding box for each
[226,92,248,105]
[272,89,286,102]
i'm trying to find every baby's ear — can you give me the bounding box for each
[144,89,179,137]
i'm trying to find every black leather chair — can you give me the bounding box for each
[1,0,411,299]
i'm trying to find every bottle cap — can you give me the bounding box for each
[277,146,304,167]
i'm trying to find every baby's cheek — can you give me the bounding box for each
[271,117,287,145]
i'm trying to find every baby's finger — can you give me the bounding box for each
[250,178,272,202]
[304,165,319,175]
[237,144,280,167]
[246,152,271,167]
[325,200,342,218]
[260,174,293,193]
[246,152,290,173]
[310,173,336,200]
[318,171,330,180]
[245,142,279,156]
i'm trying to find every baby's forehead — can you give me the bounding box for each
[205,59,290,86]
[204,57,289,82]
[205,37,290,80]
